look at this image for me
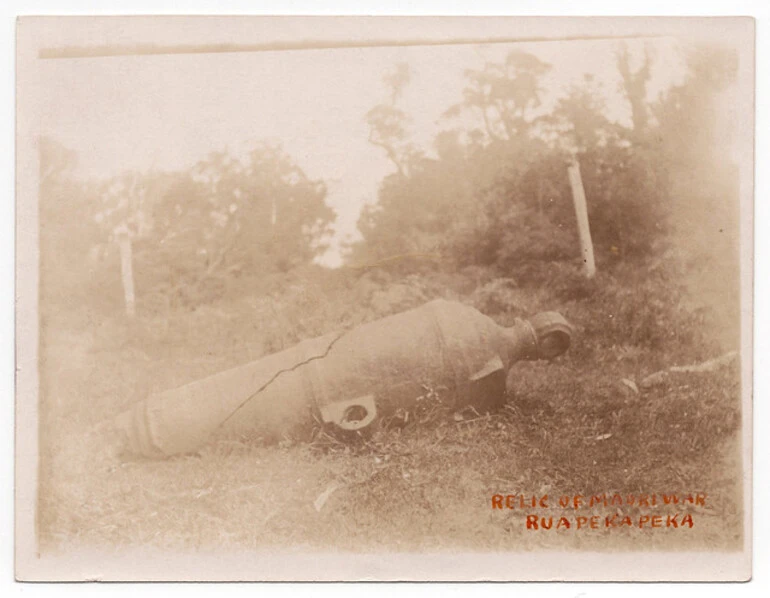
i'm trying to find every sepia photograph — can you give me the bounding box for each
[15,14,754,581]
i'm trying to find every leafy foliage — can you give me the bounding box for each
[444,51,551,141]
[354,46,735,287]
[41,142,334,312]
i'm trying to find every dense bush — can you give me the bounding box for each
[39,142,335,317]
[351,47,736,299]
[40,45,739,344]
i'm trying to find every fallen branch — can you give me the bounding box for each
[640,351,739,389]
[669,351,739,373]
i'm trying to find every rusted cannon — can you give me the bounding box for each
[114,299,572,458]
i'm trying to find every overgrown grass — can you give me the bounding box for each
[37,254,744,554]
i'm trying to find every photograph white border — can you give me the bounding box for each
[5,0,769,593]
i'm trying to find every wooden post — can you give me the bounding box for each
[567,160,596,278]
[116,226,136,317]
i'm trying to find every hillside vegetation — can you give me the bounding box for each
[37,44,744,552]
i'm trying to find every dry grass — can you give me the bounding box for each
[37,256,744,554]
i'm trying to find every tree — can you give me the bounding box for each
[545,74,623,154]
[646,44,741,346]
[353,53,556,268]
[44,140,335,313]
[39,138,113,311]
[365,63,423,177]
[444,51,551,142]
[354,43,738,285]
[652,44,740,299]
[652,45,738,170]
[40,137,77,185]
[141,144,334,305]
[616,44,653,138]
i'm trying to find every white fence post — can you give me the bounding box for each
[115,225,136,317]
[567,160,596,278]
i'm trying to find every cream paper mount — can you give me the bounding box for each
[15,15,754,581]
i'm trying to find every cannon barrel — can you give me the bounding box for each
[114,299,573,458]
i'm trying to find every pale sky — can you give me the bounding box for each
[35,20,695,266]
